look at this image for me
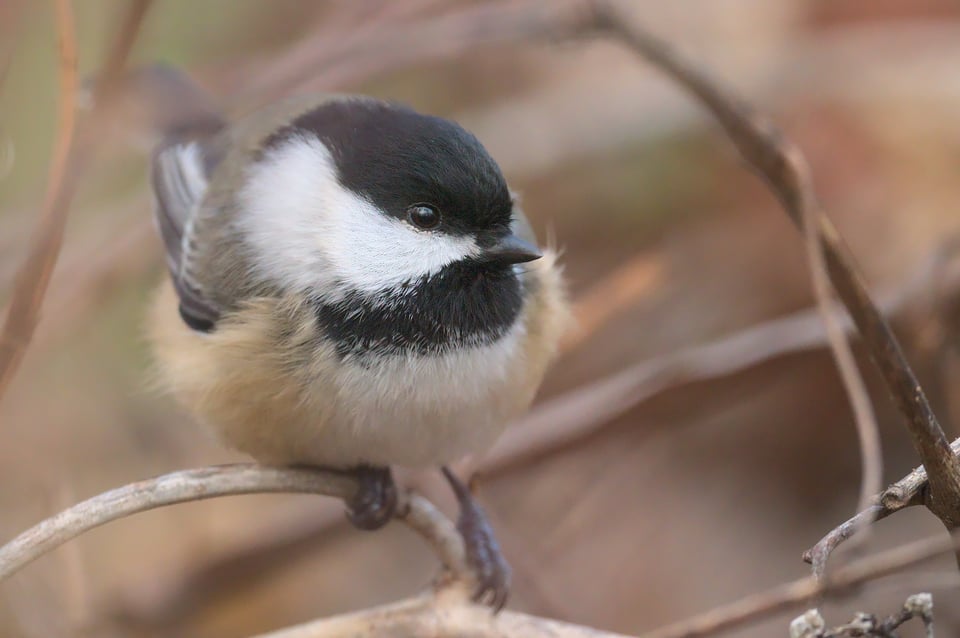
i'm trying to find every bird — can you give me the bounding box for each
[144,69,569,609]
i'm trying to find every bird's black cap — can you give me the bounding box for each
[263,98,513,237]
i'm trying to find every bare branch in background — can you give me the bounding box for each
[795,73,882,552]
[0,0,80,402]
[94,0,153,100]
[480,293,900,477]
[804,437,960,577]
[0,0,153,406]
[589,0,960,562]
[234,0,595,106]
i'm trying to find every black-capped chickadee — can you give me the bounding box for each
[146,75,569,607]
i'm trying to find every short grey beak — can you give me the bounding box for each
[481,234,543,265]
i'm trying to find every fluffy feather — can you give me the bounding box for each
[151,141,221,329]
[148,251,569,468]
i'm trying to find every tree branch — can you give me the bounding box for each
[0,0,153,406]
[589,0,960,554]
[0,464,469,584]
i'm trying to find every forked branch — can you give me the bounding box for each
[804,437,960,578]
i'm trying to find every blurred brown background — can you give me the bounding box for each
[3,1,960,636]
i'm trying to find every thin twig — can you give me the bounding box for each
[0,0,79,402]
[797,108,882,555]
[802,506,887,581]
[234,0,594,105]
[0,0,153,406]
[95,0,153,96]
[789,593,935,638]
[876,593,934,637]
[641,533,957,638]
[803,437,960,575]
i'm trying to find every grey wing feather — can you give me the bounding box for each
[151,142,221,331]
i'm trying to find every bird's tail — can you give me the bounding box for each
[82,63,226,149]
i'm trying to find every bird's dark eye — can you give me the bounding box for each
[406,204,441,230]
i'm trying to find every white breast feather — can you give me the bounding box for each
[315,320,528,467]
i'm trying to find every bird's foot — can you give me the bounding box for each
[441,466,511,612]
[345,465,397,531]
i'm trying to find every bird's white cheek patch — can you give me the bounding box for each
[324,202,478,294]
[238,135,479,295]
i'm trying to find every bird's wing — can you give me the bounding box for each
[151,141,221,331]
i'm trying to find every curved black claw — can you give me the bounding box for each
[345,466,397,531]
[441,466,511,612]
